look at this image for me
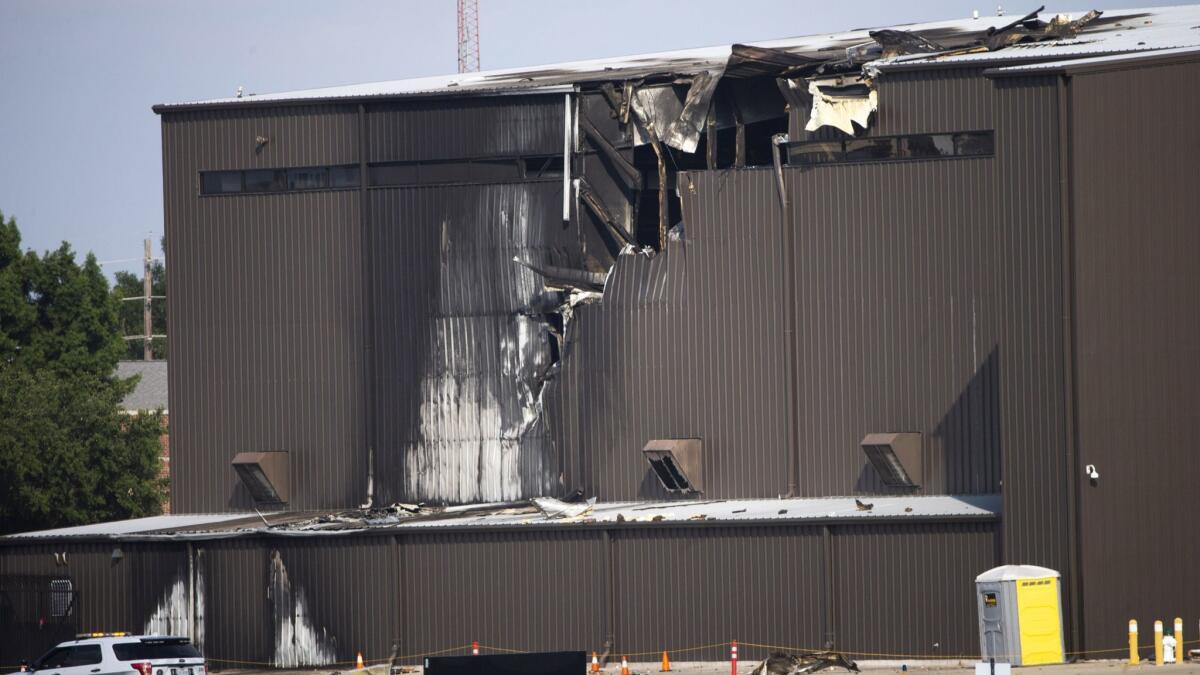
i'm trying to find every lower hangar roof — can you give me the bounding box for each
[1,495,1000,543]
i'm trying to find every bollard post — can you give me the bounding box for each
[1131,620,1141,665]
[730,640,738,675]
[989,657,995,675]
[1177,618,1184,663]
[1157,620,1165,666]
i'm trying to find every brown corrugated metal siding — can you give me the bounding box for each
[1067,57,1200,653]
[0,520,999,667]
[162,105,367,512]
[22,60,1190,668]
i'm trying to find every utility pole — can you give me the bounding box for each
[115,235,166,358]
[143,237,153,360]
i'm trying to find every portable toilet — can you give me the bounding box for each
[975,565,1065,666]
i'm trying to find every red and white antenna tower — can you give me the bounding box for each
[457,0,480,73]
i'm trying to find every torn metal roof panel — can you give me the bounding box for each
[872,5,1200,71]
[396,494,1001,528]
[154,6,1200,112]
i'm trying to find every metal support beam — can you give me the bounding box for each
[579,111,642,189]
[579,180,635,248]
[732,97,746,167]
[706,100,718,170]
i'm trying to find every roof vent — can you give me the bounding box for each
[232,451,290,504]
[860,433,922,488]
[642,439,703,494]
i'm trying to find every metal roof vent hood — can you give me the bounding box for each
[642,439,703,494]
[860,432,922,488]
[232,451,290,504]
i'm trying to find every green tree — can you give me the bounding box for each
[111,238,167,360]
[0,210,166,534]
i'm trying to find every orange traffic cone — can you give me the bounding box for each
[621,655,630,675]
[591,652,601,673]
[356,652,365,669]
[661,651,671,672]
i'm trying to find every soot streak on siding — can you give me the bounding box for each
[370,182,572,504]
[269,550,336,667]
[143,567,205,651]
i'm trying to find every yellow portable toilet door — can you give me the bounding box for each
[1015,577,1065,665]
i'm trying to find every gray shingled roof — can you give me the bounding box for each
[115,360,169,412]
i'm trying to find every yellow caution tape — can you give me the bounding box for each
[133,635,1200,669]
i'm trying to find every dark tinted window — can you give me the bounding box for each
[200,171,241,194]
[523,156,564,178]
[330,165,360,188]
[791,131,993,165]
[287,167,329,190]
[112,641,202,661]
[370,156,558,187]
[243,169,286,193]
[416,161,471,184]
[845,137,895,161]
[470,159,522,182]
[954,131,994,156]
[205,156,557,195]
[790,141,842,165]
[65,646,102,667]
[901,134,954,158]
[369,163,418,186]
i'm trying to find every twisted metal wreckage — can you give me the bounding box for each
[433,4,1109,506]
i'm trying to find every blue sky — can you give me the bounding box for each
[0,0,1172,279]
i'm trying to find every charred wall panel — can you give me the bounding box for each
[833,522,998,657]
[399,530,606,659]
[368,182,573,504]
[265,538,399,667]
[558,170,789,500]
[611,526,823,662]
[1068,59,1200,652]
[162,107,367,513]
[366,96,563,162]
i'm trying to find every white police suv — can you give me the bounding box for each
[18,634,205,675]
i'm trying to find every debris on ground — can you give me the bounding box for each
[749,651,860,675]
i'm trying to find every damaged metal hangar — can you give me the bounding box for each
[5,5,1200,669]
